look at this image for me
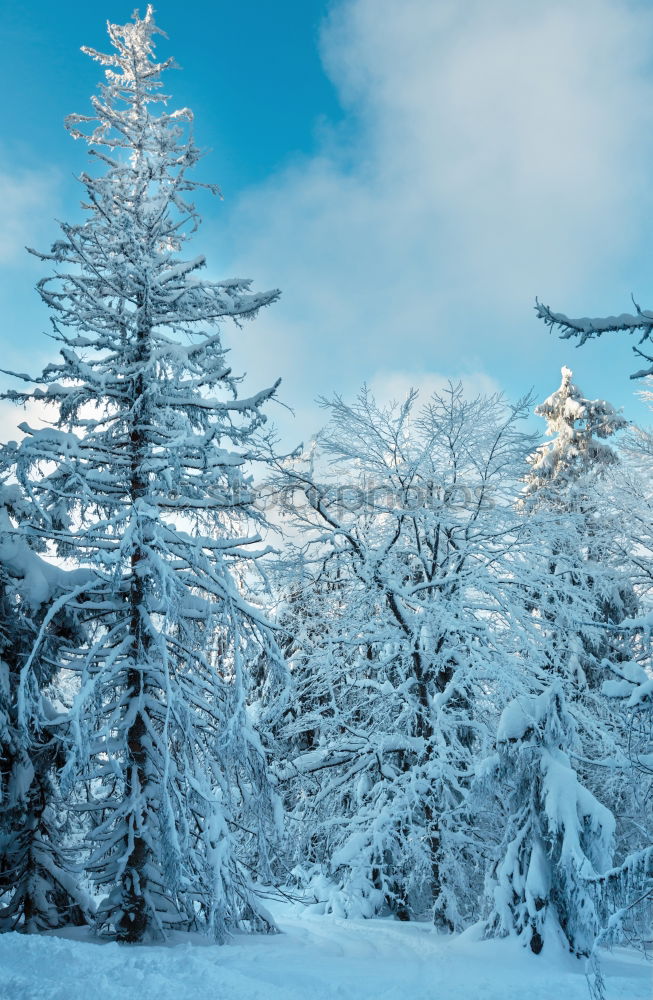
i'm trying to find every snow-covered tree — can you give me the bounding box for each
[482,683,614,957]
[272,384,589,927]
[518,369,643,888]
[522,365,626,510]
[519,364,653,948]
[2,7,285,942]
[597,396,653,925]
[0,480,91,932]
[521,366,633,685]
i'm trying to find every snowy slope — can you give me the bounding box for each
[0,909,649,1000]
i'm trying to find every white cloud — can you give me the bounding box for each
[0,166,60,264]
[320,0,653,309]
[221,0,653,445]
[0,398,52,447]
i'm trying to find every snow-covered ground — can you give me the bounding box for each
[0,908,649,1000]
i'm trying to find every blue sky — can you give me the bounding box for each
[2,0,653,447]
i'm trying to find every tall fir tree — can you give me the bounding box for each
[535,253,653,947]
[514,368,649,948]
[3,7,285,942]
[521,365,633,691]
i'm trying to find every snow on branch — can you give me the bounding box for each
[535,299,653,378]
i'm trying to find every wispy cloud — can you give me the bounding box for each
[0,165,60,264]
[221,0,653,444]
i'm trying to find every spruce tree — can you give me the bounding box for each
[3,6,284,942]
[522,366,633,691]
[523,365,627,511]
[482,684,614,957]
[518,368,641,862]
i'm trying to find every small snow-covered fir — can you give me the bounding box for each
[482,683,614,957]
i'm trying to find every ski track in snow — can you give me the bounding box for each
[0,911,650,1000]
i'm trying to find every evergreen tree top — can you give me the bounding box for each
[523,366,627,505]
[4,4,280,443]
